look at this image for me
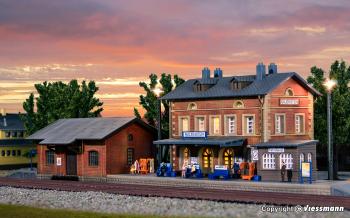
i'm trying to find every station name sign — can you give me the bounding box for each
[279,98,299,106]
[182,131,208,139]
[268,148,284,153]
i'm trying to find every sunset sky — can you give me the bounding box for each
[1,0,350,117]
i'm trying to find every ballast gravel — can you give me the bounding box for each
[0,186,348,218]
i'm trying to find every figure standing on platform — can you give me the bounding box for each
[134,160,140,174]
[281,161,286,182]
[181,160,188,178]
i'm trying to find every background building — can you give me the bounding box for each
[155,63,320,181]
[0,109,36,169]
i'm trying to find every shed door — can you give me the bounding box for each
[66,153,77,176]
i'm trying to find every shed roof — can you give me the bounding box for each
[28,117,155,145]
[162,72,320,100]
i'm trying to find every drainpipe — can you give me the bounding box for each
[258,95,265,143]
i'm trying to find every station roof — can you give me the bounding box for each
[153,137,246,147]
[161,72,320,101]
[28,117,156,145]
[0,113,25,131]
[252,140,318,148]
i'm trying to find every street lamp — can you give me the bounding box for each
[323,79,336,180]
[152,87,163,166]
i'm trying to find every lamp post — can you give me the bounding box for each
[152,87,163,166]
[324,79,336,180]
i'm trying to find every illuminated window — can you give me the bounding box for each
[234,100,244,108]
[195,116,205,131]
[183,147,190,159]
[275,114,285,134]
[295,114,305,134]
[202,148,213,168]
[262,153,275,169]
[88,151,99,166]
[285,88,294,96]
[179,117,189,134]
[210,116,221,135]
[223,149,234,168]
[188,102,197,110]
[280,153,293,169]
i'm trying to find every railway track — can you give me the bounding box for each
[0,177,349,209]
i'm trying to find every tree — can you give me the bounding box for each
[134,73,185,161]
[22,80,103,135]
[307,60,350,179]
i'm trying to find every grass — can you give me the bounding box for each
[0,204,189,218]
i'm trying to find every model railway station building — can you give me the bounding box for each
[28,117,156,177]
[154,63,320,182]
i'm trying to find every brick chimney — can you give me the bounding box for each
[214,68,223,78]
[268,63,277,74]
[256,62,266,81]
[202,67,210,79]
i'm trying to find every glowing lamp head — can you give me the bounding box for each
[152,87,163,97]
[323,79,337,92]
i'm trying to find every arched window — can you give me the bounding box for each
[300,153,304,163]
[202,148,213,168]
[188,102,197,110]
[223,149,234,168]
[183,147,190,160]
[285,88,294,96]
[280,153,293,169]
[233,100,244,108]
[88,151,99,166]
[127,134,133,141]
[307,153,312,162]
[262,153,275,169]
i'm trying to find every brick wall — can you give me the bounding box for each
[106,122,155,174]
[77,144,106,177]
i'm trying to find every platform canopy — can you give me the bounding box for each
[252,140,318,148]
[153,137,246,148]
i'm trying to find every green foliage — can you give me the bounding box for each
[134,73,185,136]
[22,80,103,135]
[307,60,350,151]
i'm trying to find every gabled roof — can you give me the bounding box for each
[28,117,156,145]
[0,113,25,131]
[162,72,320,100]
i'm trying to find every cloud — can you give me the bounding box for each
[294,26,326,34]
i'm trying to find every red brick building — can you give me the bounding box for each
[29,117,156,178]
[155,63,320,181]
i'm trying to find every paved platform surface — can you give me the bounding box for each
[101,173,339,196]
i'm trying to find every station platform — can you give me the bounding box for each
[101,173,341,196]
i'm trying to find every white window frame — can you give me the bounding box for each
[307,153,312,162]
[187,102,197,110]
[194,116,206,132]
[243,114,255,135]
[209,115,221,135]
[280,153,293,170]
[262,153,276,169]
[295,113,305,134]
[224,114,237,135]
[275,113,286,134]
[178,116,190,135]
[299,153,304,163]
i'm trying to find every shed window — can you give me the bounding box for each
[262,153,276,169]
[45,150,54,165]
[88,151,99,166]
[280,153,293,169]
[128,134,133,142]
[127,148,134,165]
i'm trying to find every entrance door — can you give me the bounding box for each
[66,153,77,175]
